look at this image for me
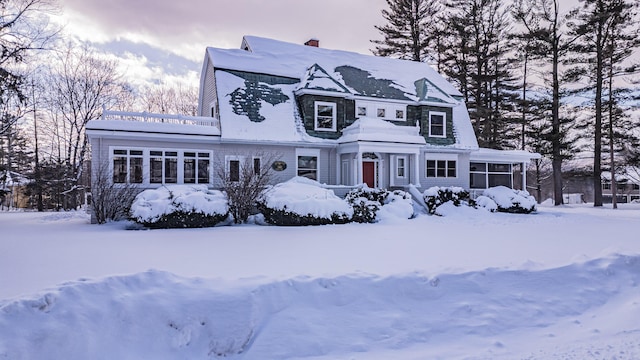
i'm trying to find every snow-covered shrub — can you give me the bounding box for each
[130,185,229,229]
[257,177,353,226]
[474,195,498,212]
[345,187,388,223]
[482,186,536,214]
[377,190,415,221]
[423,186,473,215]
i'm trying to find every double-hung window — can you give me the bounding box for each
[314,101,336,131]
[296,149,319,181]
[429,112,446,138]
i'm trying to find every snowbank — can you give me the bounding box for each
[2,254,640,359]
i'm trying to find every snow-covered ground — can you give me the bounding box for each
[1,204,640,359]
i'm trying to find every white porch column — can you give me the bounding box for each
[522,162,528,191]
[336,152,341,185]
[356,151,363,185]
[413,151,421,187]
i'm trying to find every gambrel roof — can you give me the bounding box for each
[202,35,478,149]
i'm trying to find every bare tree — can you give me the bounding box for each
[140,82,197,115]
[90,161,139,224]
[1,0,59,135]
[216,151,280,224]
[45,43,125,208]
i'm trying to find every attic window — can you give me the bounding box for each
[357,106,367,117]
[314,101,336,131]
[377,108,386,118]
[396,110,404,120]
[429,112,446,138]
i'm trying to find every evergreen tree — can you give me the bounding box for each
[512,0,577,205]
[567,0,640,207]
[440,0,520,149]
[371,0,441,62]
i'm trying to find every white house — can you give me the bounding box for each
[86,35,539,197]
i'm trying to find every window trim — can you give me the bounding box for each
[429,111,447,138]
[314,101,337,132]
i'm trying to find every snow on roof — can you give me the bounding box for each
[86,119,221,136]
[338,117,426,145]
[206,35,477,148]
[208,35,462,100]
[470,148,541,163]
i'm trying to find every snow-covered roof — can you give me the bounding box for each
[470,148,541,163]
[208,35,462,101]
[206,36,478,149]
[338,117,426,145]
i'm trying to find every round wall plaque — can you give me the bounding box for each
[271,161,287,171]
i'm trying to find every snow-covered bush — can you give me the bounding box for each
[346,187,414,223]
[482,186,536,214]
[345,187,388,223]
[257,177,353,226]
[377,190,414,221]
[474,195,498,212]
[423,186,473,215]
[130,185,229,229]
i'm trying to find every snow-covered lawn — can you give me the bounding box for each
[1,204,640,359]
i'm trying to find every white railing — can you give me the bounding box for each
[101,109,220,128]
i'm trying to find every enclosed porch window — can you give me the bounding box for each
[470,162,512,189]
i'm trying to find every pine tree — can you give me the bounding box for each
[440,0,519,149]
[567,0,640,207]
[371,0,441,62]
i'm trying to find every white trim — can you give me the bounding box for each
[429,111,447,138]
[314,101,337,132]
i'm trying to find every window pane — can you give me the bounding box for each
[253,158,261,175]
[426,160,436,177]
[470,162,486,172]
[447,161,457,178]
[113,157,127,183]
[150,157,163,183]
[397,158,405,177]
[165,158,177,183]
[488,163,511,172]
[489,174,511,187]
[130,150,143,156]
[130,157,143,183]
[377,108,385,118]
[436,160,446,177]
[114,149,127,155]
[357,107,367,116]
[198,159,210,184]
[150,151,162,156]
[396,110,404,119]
[165,151,178,157]
[297,156,318,180]
[229,160,240,182]
[470,173,486,189]
[184,158,196,183]
[430,114,444,136]
[198,152,210,158]
[184,152,196,158]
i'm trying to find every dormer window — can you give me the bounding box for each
[377,108,386,118]
[429,112,446,138]
[357,106,367,117]
[396,109,404,120]
[314,101,337,131]
[356,100,406,122]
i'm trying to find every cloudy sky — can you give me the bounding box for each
[53,0,389,86]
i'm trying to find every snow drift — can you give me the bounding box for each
[2,254,640,359]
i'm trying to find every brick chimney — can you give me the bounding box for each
[304,38,319,47]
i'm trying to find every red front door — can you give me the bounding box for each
[363,161,375,188]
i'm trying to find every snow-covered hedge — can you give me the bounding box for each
[345,187,414,223]
[482,186,536,214]
[257,177,353,226]
[423,186,473,215]
[130,185,229,228]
